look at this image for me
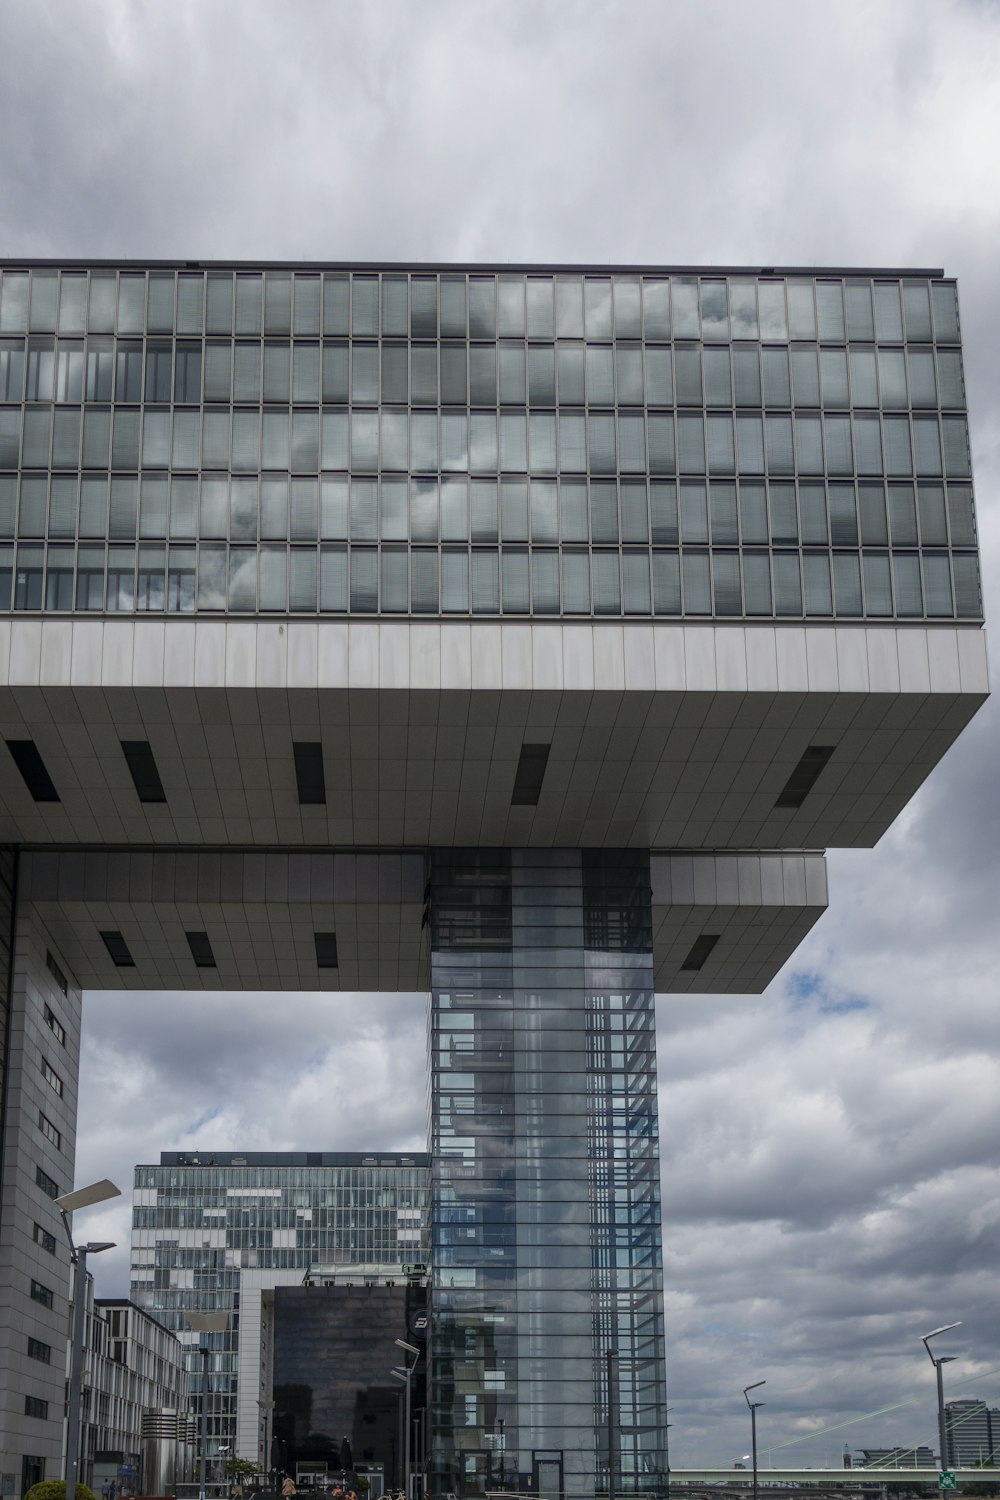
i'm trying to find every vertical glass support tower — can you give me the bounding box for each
[0,260,988,1500]
[430,852,666,1496]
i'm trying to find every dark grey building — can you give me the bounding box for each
[0,261,988,1500]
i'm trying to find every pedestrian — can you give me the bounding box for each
[100,1482,111,1500]
[282,1478,297,1499]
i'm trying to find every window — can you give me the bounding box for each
[27,1337,51,1364]
[41,1058,63,1097]
[33,1222,57,1254]
[30,1279,54,1309]
[38,1112,61,1150]
[25,1395,50,1420]
[35,1164,59,1199]
[44,1003,66,1044]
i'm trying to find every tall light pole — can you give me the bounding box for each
[257,1399,275,1484]
[393,1339,421,1500]
[923,1322,962,1470]
[743,1382,766,1500]
[186,1310,230,1500]
[56,1179,122,1500]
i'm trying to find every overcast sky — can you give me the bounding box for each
[5,0,1000,1470]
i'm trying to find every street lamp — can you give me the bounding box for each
[923,1322,962,1470]
[743,1382,766,1500]
[393,1341,421,1500]
[56,1179,122,1500]
[186,1311,230,1500]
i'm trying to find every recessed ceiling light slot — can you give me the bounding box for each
[294,742,326,805]
[121,740,167,803]
[511,743,550,807]
[314,932,338,969]
[186,931,216,969]
[775,745,835,809]
[6,739,59,803]
[100,930,135,968]
[680,934,719,972]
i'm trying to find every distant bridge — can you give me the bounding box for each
[671,1470,991,1487]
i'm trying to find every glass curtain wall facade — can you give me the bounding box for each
[129,1153,430,1460]
[0,262,982,624]
[430,851,666,1498]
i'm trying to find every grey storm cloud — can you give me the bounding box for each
[7,0,999,1469]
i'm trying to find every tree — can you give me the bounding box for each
[224,1459,262,1484]
[25,1485,97,1500]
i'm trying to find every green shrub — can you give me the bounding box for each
[25,1483,97,1500]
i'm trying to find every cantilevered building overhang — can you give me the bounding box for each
[0,260,988,1499]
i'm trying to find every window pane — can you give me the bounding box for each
[652,550,681,612]
[411,549,439,611]
[556,278,584,338]
[650,482,678,544]
[557,344,584,405]
[953,554,981,617]
[932,283,961,341]
[677,415,704,473]
[849,349,878,407]
[729,281,758,339]
[561,550,590,612]
[703,346,731,406]
[833,553,862,616]
[743,552,772,614]
[733,345,761,405]
[802,553,832,615]
[791,347,819,407]
[712,551,741,614]
[917,483,947,546]
[682,551,710,613]
[845,282,874,340]
[471,549,499,613]
[923,553,952,616]
[858,482,888,544]
[380,546,408,610]
[816,281,845,340]
[671,278,699,338]
[889,485,918,545]
[591,551,620,613]
[469,278,496,339]
[680,482,708,543]
[903,282,932,341]
[497,276,524,337]
[350,547,378,611]
[912,416,942,475]
[738,481,768,544]
[947,484,976,548]
[893,552,922,615]
[289,547,317,610]
[862,552,892,615]
[526,278,555,338]
[501,547,528,611]
[623,550,651,612]
[584,279,612,339]
[613,277,641,338]
[293,274,321,336]
[700,280,728,340]
[642,279,670,340]
[786,282,816,340]
[261,545,289,609]
[874,283,903,341]
[773,553,801,614]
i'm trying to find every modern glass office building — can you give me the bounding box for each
[0,261,988,1500]
[129,1152,429,1472]
[0,264,981,624]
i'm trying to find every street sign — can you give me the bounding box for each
[939,1471,957,1491]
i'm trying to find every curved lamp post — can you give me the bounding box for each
[743,1382,766,1500]
[56,1179,122,1500]
[922,1322,962,1470]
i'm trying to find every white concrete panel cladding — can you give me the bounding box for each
[0,619,987,852]
[18,848,826,995]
